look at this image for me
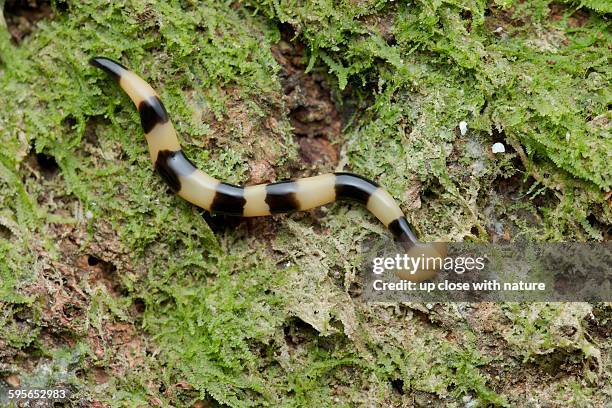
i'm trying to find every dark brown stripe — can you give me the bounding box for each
[210,183,246,215]
[387,217,417,247]
[154,150,197,192]
[334,172,379,205]
[90,57,127,81]
[265,181,299,213]
[138,96,169,134]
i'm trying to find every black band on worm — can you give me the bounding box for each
[155,150,197,192]
[388,217,418,247]
[89,57,127,81]
[334,172,379,205]
[138,96,169,134]
[210,183,247,215]
[265,181,300,213]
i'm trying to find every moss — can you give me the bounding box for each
[251,0,610,240]
[502,303,600,365]
[0,0,610,407]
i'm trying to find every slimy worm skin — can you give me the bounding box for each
[90,57,446,278]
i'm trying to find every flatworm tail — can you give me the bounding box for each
[90,57,446,279]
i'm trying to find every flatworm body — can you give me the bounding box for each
[90,57,445,279]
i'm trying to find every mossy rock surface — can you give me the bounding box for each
[0,0,610,406]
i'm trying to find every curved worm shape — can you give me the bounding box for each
[90,57,445,278]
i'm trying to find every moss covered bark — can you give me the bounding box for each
[0,0,610,406]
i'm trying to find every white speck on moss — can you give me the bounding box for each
[492,142,505,154]
[566,131,570,142]
[85,211,93,220]
[459,121,468,136]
